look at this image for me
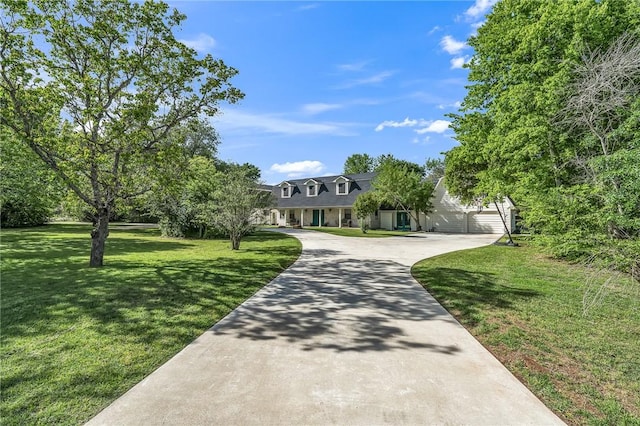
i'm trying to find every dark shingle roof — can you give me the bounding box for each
[270,172,377,208]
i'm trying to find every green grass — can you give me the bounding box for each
[1,224,301,425]
[411,239,640,425]
[305,227,411,238]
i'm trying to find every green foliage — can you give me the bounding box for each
[211,167,275,250]
[373,158,434,230]
[149,155,219,238]
[352,191,380,233]
[0,0,243,265]
[1,224,301,424]
[343,153,375,174]
[0,132,63,227]
[445,0,640,271]
[424,157,445,184]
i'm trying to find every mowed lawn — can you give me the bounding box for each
[412,240,640,425]
[1,224,301,425]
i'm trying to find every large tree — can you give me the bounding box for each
[0,0,243,266]
[343,153,375,174]
[446,0,639,238]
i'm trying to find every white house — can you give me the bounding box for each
[269,174,515,234]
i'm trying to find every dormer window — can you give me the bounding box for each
[279,181,294,198]
[333,175,351,195]
[304,178,321,197]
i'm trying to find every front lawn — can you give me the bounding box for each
[306,227,411,238]
[0,224,301,425]
[411,240,639,425]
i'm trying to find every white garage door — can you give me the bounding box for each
[380,211,393,231]
[431,212,465,233]
[468,211,505,234]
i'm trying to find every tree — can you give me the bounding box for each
[446,0,639,230]
[0,130,64,227]
[424,157,445,184]
[373,161,434,231]
[352,191,380,233]
[560,33,640,238]
[0,0,243,266]
[343,153,375,174]
[211,168,275,250]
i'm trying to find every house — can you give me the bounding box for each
[269,173,516,234]
[269,172,379,228]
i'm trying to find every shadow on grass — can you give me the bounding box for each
[413,267,540,326]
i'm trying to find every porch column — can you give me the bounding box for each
[339,208,342,227]
[285,209,289,226]
[319,210,322,227]
[301,209,305,227]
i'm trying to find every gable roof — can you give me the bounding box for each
[270,172,377,208]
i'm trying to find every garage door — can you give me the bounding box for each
[431,212,465,233]
[468,211,505,234]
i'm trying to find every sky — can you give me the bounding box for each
[171,0,496,184]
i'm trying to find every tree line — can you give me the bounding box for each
[444,0,639,279]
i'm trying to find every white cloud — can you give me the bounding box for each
[375,117,419,132]
[437,101,462,110]
[450,56,468,69]
[427,26,442,36]
[270,160,325,177]
[412,136,431,145]
[213,109,355,136]
[179,33,216,53]
[440,35,467,55]
[465,0,497,20]
[297,3,319,11]
[335,70,395,89]
[415,120,451,134]
[336,61,369,72]
[302,103,343,115]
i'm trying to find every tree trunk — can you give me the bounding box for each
[90,208,110,266]
[411,211,422,231]
[493,201,514,245]
[230,234,241,250]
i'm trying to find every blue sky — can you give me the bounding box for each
[172,1,496,183]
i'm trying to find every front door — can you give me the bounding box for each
[311,209,325,226]
[397,212,410,231]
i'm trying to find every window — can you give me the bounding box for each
[307,185,316,196]
[345,212,352,220]
[337,182,347,195]
[281,186,290,198]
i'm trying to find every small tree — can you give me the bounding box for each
[212,169,275,250]
[373,161,434,231]
[353,191,379,233]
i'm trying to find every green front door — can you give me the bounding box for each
[311,209,325,226]
[397,212,410,231]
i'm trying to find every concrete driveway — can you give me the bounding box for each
[88,230,564,425]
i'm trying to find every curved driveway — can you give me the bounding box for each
[88,229,564,425]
